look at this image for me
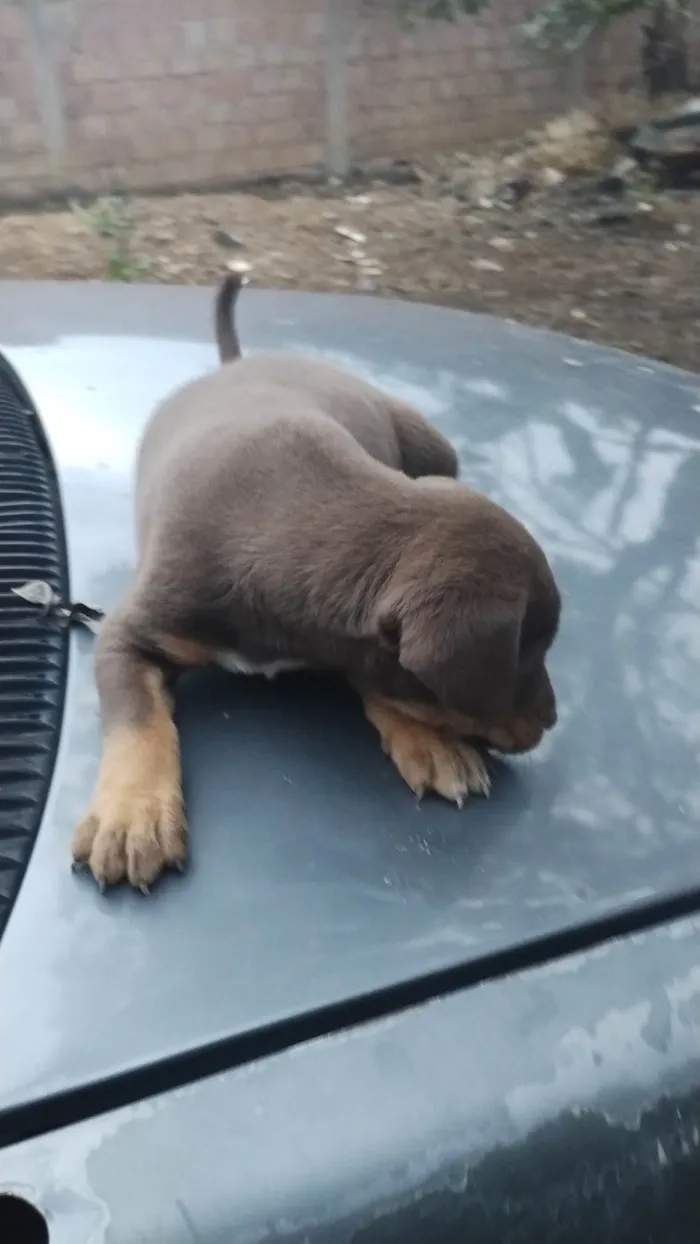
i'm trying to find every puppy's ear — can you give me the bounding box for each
[387,589,524,722]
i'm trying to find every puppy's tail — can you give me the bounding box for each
[214,265,248,363]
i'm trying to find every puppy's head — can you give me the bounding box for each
[375,490,560,754]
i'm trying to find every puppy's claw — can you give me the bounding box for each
[365,698,493,810]
[386,723,490,808]
[97,879,107,895]
[71,792,187,892]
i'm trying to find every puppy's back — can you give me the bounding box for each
[213,270,457,478]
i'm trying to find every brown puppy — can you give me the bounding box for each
[72,274,560,891]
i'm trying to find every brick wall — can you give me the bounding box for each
[0,0,641,202]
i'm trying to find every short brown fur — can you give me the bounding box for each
[73,273,561,888]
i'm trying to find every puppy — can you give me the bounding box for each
[72,274,561,890]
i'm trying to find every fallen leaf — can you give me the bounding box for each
[335,224,367,244]
[212,227,245,250]
[540,166,565,188]
[471,257,504,272]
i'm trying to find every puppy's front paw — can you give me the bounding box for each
[72,724,187,891]
[371,709,490,806]
[72,784,187,892]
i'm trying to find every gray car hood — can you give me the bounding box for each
[0,281,699,1127]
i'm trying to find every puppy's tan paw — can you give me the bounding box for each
[379,717,490,806]
[72,786,187,891]
[72,720,186,891]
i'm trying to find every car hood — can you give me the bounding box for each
[0,281,699,1129]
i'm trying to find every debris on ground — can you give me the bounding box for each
[211,227,245,250]
[622,98,700,185]
[3,93,700,371]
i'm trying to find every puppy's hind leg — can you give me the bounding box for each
[72,604,211,891]
[390,401,459,480]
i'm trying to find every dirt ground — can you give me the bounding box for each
[3,110,700,372]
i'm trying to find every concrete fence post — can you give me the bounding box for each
[23,0,66,179]
[325,0,351,177]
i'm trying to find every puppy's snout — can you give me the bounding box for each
[489,718,544,755]
[485,674,557,754]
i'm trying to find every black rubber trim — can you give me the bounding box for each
[2,878,700,1150]
[0,354,69,943]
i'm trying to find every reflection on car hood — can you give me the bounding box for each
[0,281,699,1124]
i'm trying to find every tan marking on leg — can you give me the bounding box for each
[362,694,490,805]
[155,635,215,667]
[72,668,186,889]
[383,699,482,738]
[374,698,545,753]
